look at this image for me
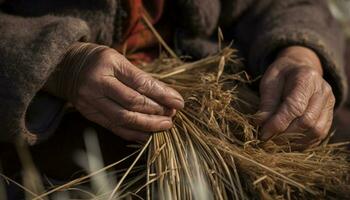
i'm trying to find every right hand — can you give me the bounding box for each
[255,46,335,148]
[71,47,184,142]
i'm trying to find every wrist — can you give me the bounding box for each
[276,46,323,75]
[44,42,109,101]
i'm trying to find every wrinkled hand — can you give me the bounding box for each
[77,48,184,142]
[256,46,335,148]
[46,43,184,142]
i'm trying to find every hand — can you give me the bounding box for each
[46,43,184,142]
[256,46,335,148]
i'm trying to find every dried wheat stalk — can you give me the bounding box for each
[130,47,349,200]
[29,15,350,200]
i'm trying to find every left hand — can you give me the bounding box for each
[256,46,336,148]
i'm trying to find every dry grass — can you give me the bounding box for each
[328,0,350,37]
[1,10,350,200]
[5,45,350,200]
[135,46,349,200]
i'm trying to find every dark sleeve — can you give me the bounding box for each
[223,0,347,107]
[1,0,117,45]
[0,12,90,144]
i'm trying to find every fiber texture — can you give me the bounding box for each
[0,0,347,145]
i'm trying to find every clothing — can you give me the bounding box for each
[113,0,170,63]
[0,0,347,145]
[333,38,350,148]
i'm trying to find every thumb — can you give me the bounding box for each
[255,68,285,125]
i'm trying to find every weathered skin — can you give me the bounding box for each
[63,47,183,142]
[49,43,335,148]
[43,42,184,142]
[0,0,346,146]
[257,46,335,148]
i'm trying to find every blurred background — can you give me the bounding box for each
[328,0,350,143]
[328,0,350,37]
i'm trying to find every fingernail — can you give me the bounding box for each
[169,91,185,108]
[160,120,173,129]
[164,108,176,117]
[173,98,185,109]
[169,89,181,98]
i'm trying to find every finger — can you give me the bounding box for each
[292,111,332,150]
[113,56,184,109]
[86,112,149,142]
[284,91,327,134]
[260,83,312,141]
[91,97,174,132]
[255,66,285,125]
[295,95,335,147]
[103,76,174,116]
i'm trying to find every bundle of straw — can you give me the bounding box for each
[30,47,349,200]
[28,47,350,199]
[122,47,349,200]
[28,15,350,200]
[116,16,349,199]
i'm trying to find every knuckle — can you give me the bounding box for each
[295,67,318,79]
[299,113,316,129]
[323,82,333,94]
[312,126,326,140]
[119,57,131,68]
[115,59,129,76]
[125,93,144,110]
[293,68,320,88]
[113,56,134,77]
[119,111,137,126]
[139,79,154,94]
[284,96,305,117]
[329,94,336,107]
[136,73,158,93]
[326,96,336,111]
[306,68,320,78]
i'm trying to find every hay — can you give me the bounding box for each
[29,47,349,200]
[119,47,349,200]
[20,14,350,200]
[123,16,349,199]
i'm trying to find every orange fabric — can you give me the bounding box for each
[112,0,169,63]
